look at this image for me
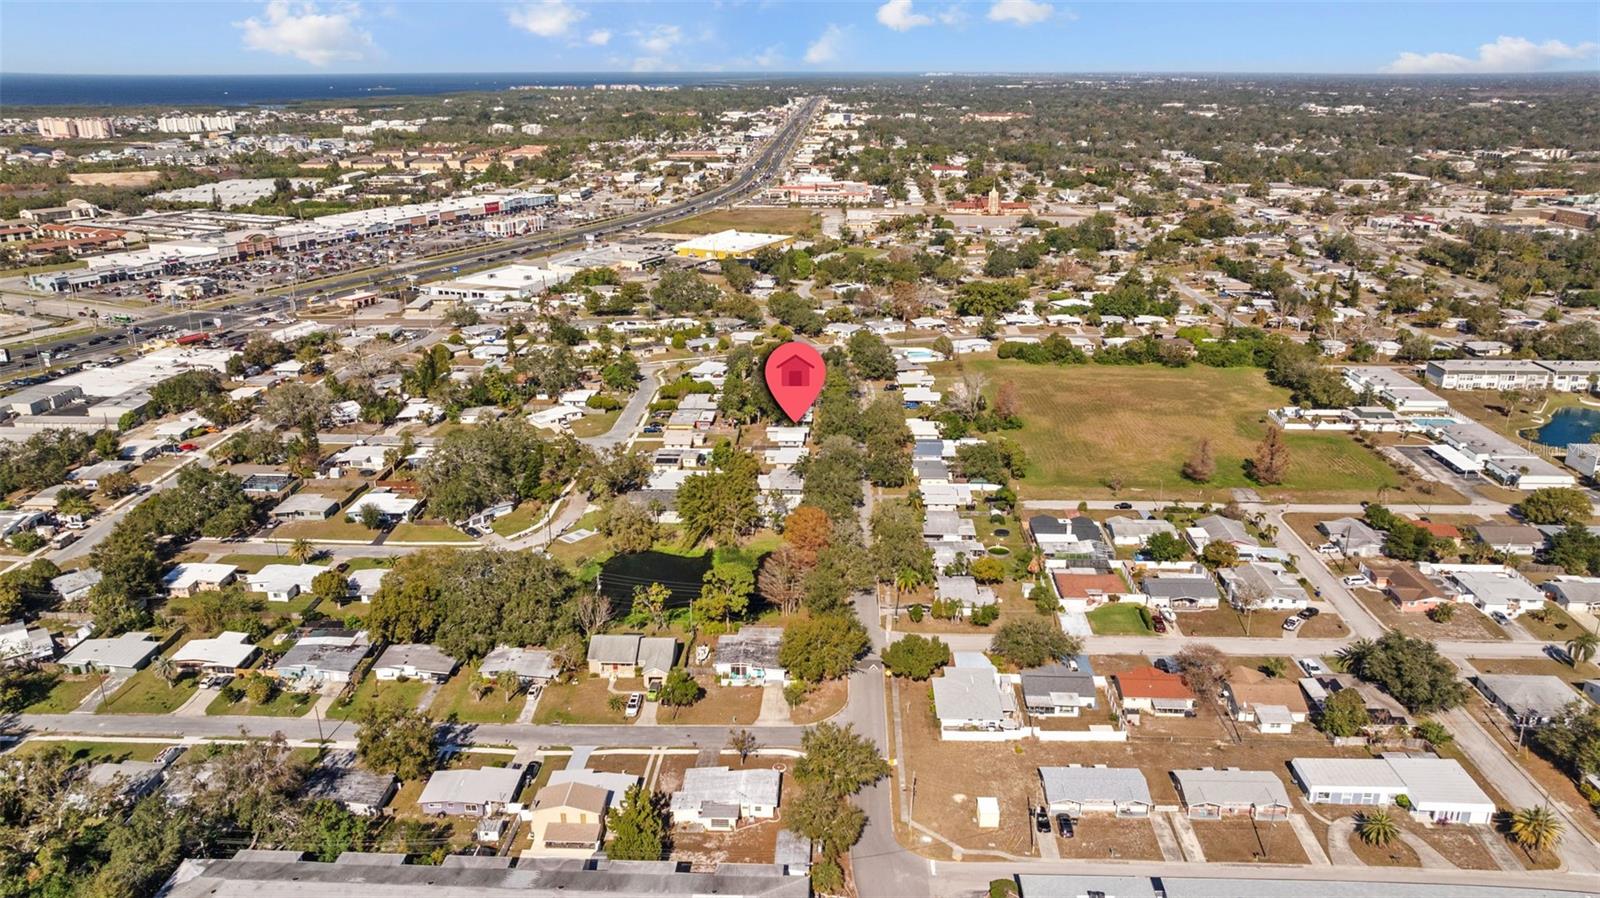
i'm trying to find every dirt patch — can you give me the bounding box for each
[1403,818,1498,870]
[654,754,695,794]
[658,680,764,726]
[1356,591,1509,641]
[588,752,651,777]
[69,171,161,188]
[1053,816,1163,861]
[789,677,848,725]
[1190,818,1309,864]
[1345,819,1421,867]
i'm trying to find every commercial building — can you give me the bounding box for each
[672,229,794,260]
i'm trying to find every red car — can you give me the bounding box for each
[1152,615,1168,634]
[177,442,199,452]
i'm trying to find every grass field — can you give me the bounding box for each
[329,676,429,721]
[428,666,526,724]
[1086,603,1153,635]
[952,360,1423,502]
[671,207,819,236]
[205,686,314,717]
[97,666,197,715]
[389,520,472,543]
[21,673,106,714]
[490,501,543,537]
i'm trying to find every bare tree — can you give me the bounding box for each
[577,590,614,638]
[728,729,760,766]
[1172,643,1227,706]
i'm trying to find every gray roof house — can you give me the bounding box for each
[300,751,398,816]
[59,630,161,674]
[0,620,55,664]
[1141,573,1222,611]
[773,829,813,877]
[273,641,370,687]
[1319,517,1385,557]
[1105,515,1180,547]
[157,852,810,898]
[1542,576,1600,614]
[80,758,169,805]
[1473,524,1546,557]
[50,568,102,605]
[931,655,1020,736]
[1020,661,1098,717]
[1222,563,1310,611]
[935,575,997,614]
[586,635,677,684]
[479,645,559,684]
[1475,674,1578,727]
[1040,765,1154,817]
[372,644,457,683]
[1172,768,1292,820]
[1189,514,1253,548]
[669,766,781,831]
[713,627,785,686]
[418,765,529,817]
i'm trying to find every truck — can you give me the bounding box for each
[175,332,209,346]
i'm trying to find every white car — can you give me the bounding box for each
[624,693,643,718]
[1282,616,1303,632]
[1341,574,1370,588]
[1299,657,1328,677]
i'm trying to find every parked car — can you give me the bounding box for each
[1298,657,1327,677]
[1152,616,1167,634]
[1297,607,1320,619]
[1341,574,1370,587]
[1491,611,1511,626]
[624,693,643,718]
[1545,644,1573,665]
[1056,814,1075,838]
[1113,502,1134,510]
[1282,616,1303,632]
[1034,807,1050,833]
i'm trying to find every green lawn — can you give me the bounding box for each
[491,501,544,537]
[567,409,622,439]
[951,360,1421,503]
[96,667,198,715]
[205,685,315,717]
[671,207,819,236]
[427,667,527,724]
[531,676,635,726]
[389,521,473,543]
[329,675,429,721]
[215,554,332,573]
[274,518,378,541]
[20,672,107,714]
[1086,603,1154,636]
[8,740,177,762]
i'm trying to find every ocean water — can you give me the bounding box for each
[0,72,773,107]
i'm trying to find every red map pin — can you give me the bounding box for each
[764,341,826,423]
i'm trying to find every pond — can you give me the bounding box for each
[1533,406,1600,448]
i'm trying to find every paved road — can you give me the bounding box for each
[1264,507,1384,639]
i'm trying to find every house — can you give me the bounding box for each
[1114,666,1196,716]
[1039,765,1153,817]
[585,634,677,688]
[50,568,102,605]
[1473,524,1546,558]
[1362,562,1449,613]
[934,575,997,616]
[1542,576,1600,614]
[1141,574,1221,611]
[1020,659,1098,717]
[1104,515,1180,547]
[321,445,390,478]
[81,758,170,805]
[68,460,132,489]
[0,620,55,664]
[1475,674,1577,727]
[1050,570,1133,613]
[170,631,259,674]
[774,829,814,877]
[1222,562,1310,611]
[162,563,239,597]
[346,568,389,602]
[1030,514,1111,561]
[1185,514,1253,550]
[1582,680,1600,705]
[478,645,559,686]
[525,781,609,857]
[1319,517,1385,557]
[59,630,160,674]
[372,644,457,683]
[273,640,369,688]
[270,493,339,522]
[300,751,397,816]
[1440,566,1545,618]
[417,765,528,817]
[713,627,786,686]
[246,564,324,602]
[1289,755,1495,825]
[1223,666,1309,733]
[1172,768,1292,821]
[669,766,781,831]
[931,653,1021,735]
[346,489,420,524]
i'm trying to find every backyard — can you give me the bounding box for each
[946,360,1454,504]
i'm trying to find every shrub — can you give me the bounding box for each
[783,680,809,708]
[907,604,924,622]
[971,604,1000,627]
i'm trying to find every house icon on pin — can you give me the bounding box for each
[776,354,814,388]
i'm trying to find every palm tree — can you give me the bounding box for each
[1336,638,1376,676]
[1565,631,1598,666]
[154,657,179,689]
[1509,806,1565,855]
[288,538,316,564]
[1356,809,1399,847]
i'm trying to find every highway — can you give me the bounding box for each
[0,96,820,378]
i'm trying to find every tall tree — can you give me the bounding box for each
[1182,438,1215,483]
[605,784,669,860]
[1250,425,1291,485]
[356,700,438,781]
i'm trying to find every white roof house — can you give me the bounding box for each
[59,631,161,674]
[417,766,528,818]
[1172,768,1292,820]
[1439,566,1546,618]
[170,631,258,673]
[669,766,781,830]
[347,568,389,601]
[346,489,421,522]
[246,564,325,602]
[1221,563,1310,611]
[1290,756,1494,825]
[162,563,239,596]
[1104,516,1180,547]
[931,658,1020,737]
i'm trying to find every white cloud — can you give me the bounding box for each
[987,0,1053,25]
[236,1,375,66]
[586,29,612,46]
[936,5,967,25]
[753,45,784,68]
[805,24,846,64]
[507,0,585,38]
[876,0,931,31]
[633,24,683,55]
[1383,35,1598,74]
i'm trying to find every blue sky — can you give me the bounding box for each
[2,1,1597,75]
